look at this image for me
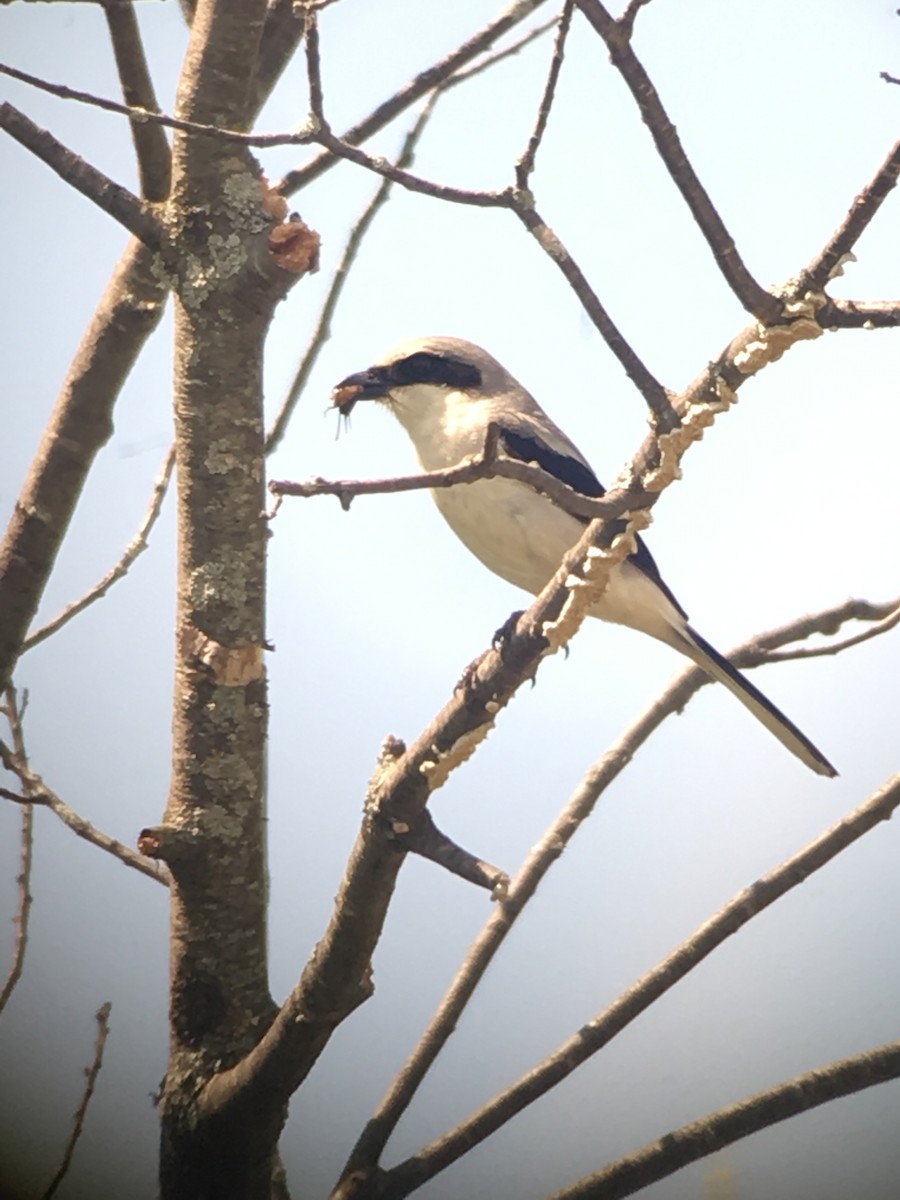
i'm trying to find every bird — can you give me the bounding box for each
[332,335,836,777]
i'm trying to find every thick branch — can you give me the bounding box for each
[547,1041,900,1200]
[574,0,781,323]
[0,238,168,694]
[817,297,900,329]
[0,102,161,245]
[335,596,900,1189]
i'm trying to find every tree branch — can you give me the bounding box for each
[266,99,441,452]
[278,0,552,196]
[0,237,168,695]
[818,297,900,328]
[22,446,175,655]
[0,102,161,246]
[40,1003,113,1200]
[801,137,900,290]
[379,770,900,1198]
[0,687,34,1016]
[102,0,172,200]
[515,0,574,189]
[547,1041,900,1200]
[574,0,782,323]
[334,596,900,1190]
[0,736,170,885]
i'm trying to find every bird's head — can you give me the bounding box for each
[332,334,528,426]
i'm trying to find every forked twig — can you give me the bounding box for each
[40,1003,113,1200]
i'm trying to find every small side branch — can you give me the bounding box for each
[547,1040,900,1200]
[0,102,161,247]
[802,137,900,290]
[394,810,509,896]
[40,1003,113,1200]
[0,737,170,886]
[574,0,781,323]
[0,687,34,1015]
[515,0,575,188]
[22,446,175,654]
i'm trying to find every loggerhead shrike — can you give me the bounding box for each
[332,336,835,777]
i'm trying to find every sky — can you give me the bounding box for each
[1,1,900,1198]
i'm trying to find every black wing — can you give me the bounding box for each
[499,426,687,619]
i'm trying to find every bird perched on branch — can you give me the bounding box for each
[332,335,835,778]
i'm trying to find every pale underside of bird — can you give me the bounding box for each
[332,335,836,778]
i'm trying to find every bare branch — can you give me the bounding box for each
[102,0,172,200]
[818,297,900,328]
[270,426,653,521]
[510,199,675,425]
[336,596,900,1188]
[40,1003,113,1200]
[278,0,553,196]
[760,599,900,662]
[0,102,161,246]
[379,771,900,1198]
[0,688,34,1015]
[515,0,574,188]
[397,810,510,895]
[882,71,900,86]
[547,1040,900,1200]
[574,0,782,324]
[0,237,168,695]
[266,99,440,452]
[617,0,654,38]
[22,446,175,655]
[0,737,170,886]
[802,137,900,290]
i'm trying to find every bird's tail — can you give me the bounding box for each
[679,626,837,777]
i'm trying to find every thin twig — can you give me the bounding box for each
[547,1040,900,1200]
[23,446,175,654]
[279,0,552,195]
[336,596,900,1186]
[515,0,574,188]
[0,60,309,148]
[0,738,170,886]
[101,0,172,200]
[575,0,781,323]
[0,687,34,1015]
[761,600,900,662]
[40,1002,113,1200]
[266,101,439,451]
[380,770,900,1197]
[510,200,676,424]
[801,137,900,290]
[0,102,161,247]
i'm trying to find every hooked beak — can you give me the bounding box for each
[331,367,390,416]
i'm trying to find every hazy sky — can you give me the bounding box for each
[1,2,899,1198]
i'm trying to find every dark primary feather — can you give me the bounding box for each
[499,426,688,620]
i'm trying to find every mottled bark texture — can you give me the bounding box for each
[156,3,315,1196]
